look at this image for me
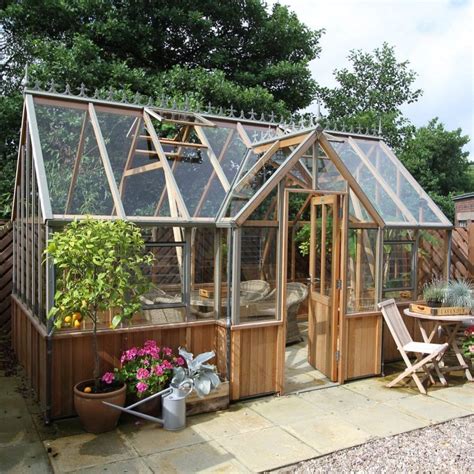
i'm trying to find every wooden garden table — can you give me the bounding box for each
[404,309,474,382]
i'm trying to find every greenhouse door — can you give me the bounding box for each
[308,195,341,381]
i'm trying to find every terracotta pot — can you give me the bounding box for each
[74,380,126,434]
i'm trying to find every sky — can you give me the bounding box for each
[268,0,473,159]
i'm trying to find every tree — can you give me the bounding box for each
[0,1,323,218]
[317,43,422,149]
[399,118,471,220]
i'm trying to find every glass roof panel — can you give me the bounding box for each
[34,100,116,215]
[331,140,409,223]
[224,146,293,218]
[170,147,226,217]
[34,101,85,214]
[355,139,443,224]
[241,124,281,143]
[201,125,249,182]
[109,122,166,217]
[69,118,115,215]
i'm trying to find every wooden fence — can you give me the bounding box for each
[0,221,13,334]
[419,224,474,285]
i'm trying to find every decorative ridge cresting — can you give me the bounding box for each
[23,76,383,140]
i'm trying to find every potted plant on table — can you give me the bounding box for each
[422,278,447,308]
[46,218,153,433]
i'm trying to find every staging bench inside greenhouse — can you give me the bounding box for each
[11,86,452,421]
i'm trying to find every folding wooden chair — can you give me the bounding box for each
[378,299,449,395]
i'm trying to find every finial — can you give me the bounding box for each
[33,79,41,91]
[21,65,29,90]
[316,101,321,121]
[133,91,141,104]
[269,111,276,123]
[107,86,114,100]
[249,108,256,120]
[207,102,213,114]
[48,79,57,93]
[78,83,88,97]
[228,105,236,117]
[93,88,100,99]
[378,118,382,136]
[260,112,266,122]
[218,106,224,116]
[239,110,245,119]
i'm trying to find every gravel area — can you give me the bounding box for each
[276,415,473,474]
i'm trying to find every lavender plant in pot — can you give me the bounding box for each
[422,279,447,308]
[46,218,153,433]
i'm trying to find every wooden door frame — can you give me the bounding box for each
[278,187,348,392]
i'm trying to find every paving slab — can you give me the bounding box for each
[144,440,250,473]
[343,377,419,402]
[245,394,325,425]
[0,441,52,473]
[282,413,372,454]
[386,393,472,423]
[0,413,38,447]
[44,431,137,473]
[427,385,474,411]
[192,404,273,439]
[217,426,318,472]
[339,403,430,438]
[0,390,31,418]
[71,458,153,473]
[299,385,377,414]
[118,418,211,456]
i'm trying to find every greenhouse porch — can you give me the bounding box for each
[11,87,452,421]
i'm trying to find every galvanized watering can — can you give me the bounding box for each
[103,383,192,431]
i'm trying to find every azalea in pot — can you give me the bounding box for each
[46,218,153,433]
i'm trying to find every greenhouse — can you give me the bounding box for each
[11,87,452,420]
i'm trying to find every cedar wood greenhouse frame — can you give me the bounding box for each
[11,87,452,421]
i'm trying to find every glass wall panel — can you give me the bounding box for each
[239,226,278,322]
[347,229,377,312]
[382,229,415,301]
[189,228,216,320]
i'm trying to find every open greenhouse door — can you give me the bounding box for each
[308,195,341,381]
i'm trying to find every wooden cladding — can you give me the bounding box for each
[230,323,282,400]
[11,295,224,419]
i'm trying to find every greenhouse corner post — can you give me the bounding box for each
[45,224,55,424]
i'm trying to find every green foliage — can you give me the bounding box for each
[317,43,422,149]
[46,218,153,383]
[399,118,471,220]
[0,1,322,218]
[444,280,474,309]
[422,278,447,304]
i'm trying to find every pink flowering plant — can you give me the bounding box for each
[462,326,474,359]
[114,340,184,398]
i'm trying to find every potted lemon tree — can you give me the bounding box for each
[46,218,153,433]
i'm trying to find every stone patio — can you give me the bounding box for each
[1,364,473,473]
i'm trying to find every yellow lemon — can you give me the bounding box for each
[74,320,81,329]
[83,386,92,393]
[72,312,82,322]
[64,316,72,324]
